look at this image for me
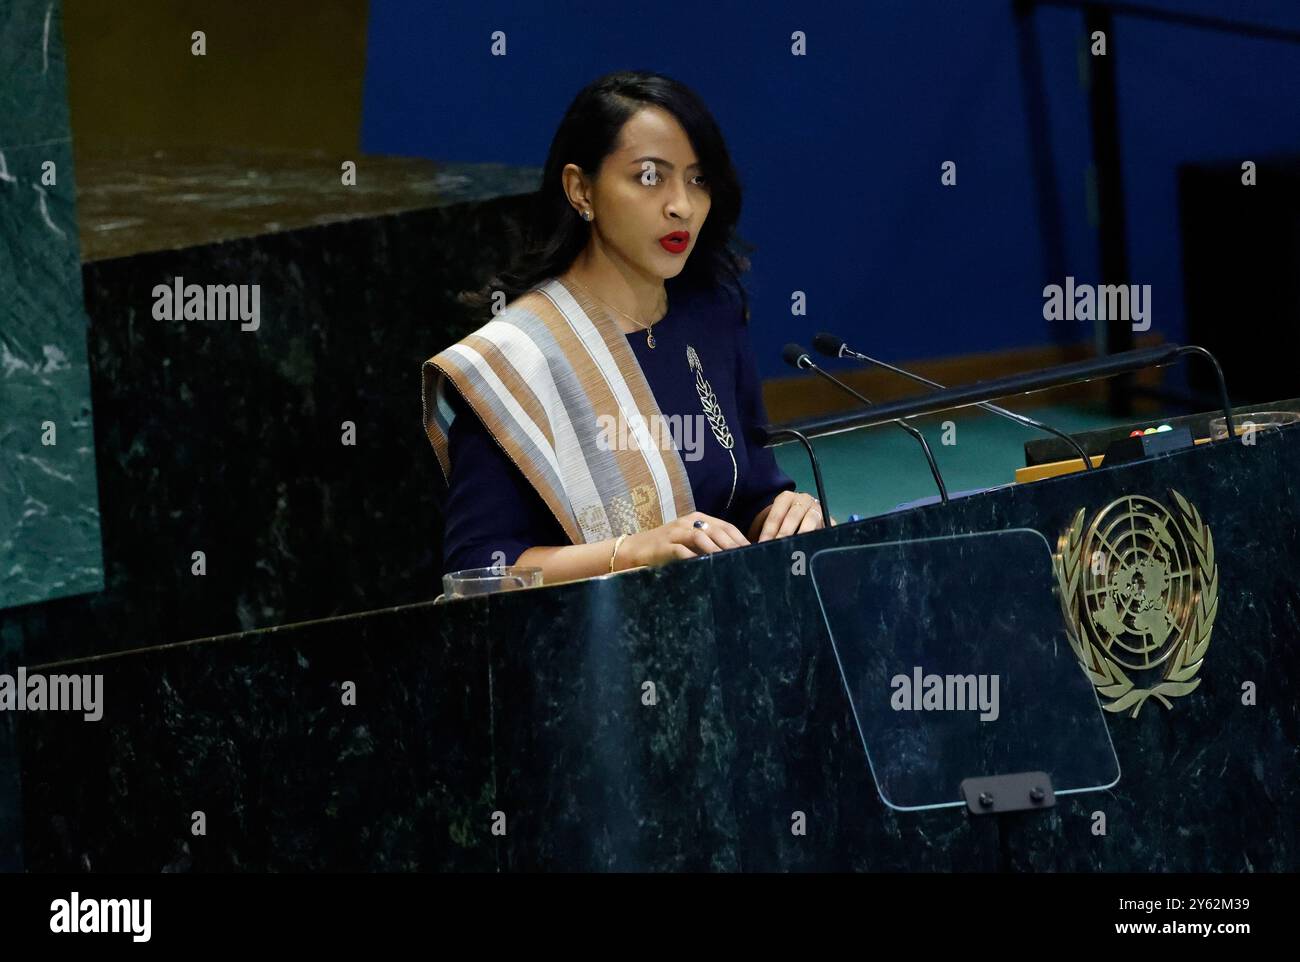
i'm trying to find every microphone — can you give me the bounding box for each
[812,333,1095,470]
[782,343,949,503]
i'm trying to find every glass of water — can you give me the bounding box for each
[439,565,543,601]
[1208,410,1299,440]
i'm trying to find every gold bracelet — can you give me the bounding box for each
[609,533,629,573]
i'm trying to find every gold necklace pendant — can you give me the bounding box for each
[567,275,661,347]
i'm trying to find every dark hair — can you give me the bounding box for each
[459,70,753,320]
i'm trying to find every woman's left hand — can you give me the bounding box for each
[754,490,826,542]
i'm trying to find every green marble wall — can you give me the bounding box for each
[0,0,103,613]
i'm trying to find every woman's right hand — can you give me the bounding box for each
[618,512,751,569]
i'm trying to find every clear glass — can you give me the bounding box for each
[1208,410,1298,440]
[441,565,543,601]
[809,529,1120,811]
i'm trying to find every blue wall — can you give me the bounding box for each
[361,0,1300,380]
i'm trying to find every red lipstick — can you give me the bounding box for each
[658,231,689,254]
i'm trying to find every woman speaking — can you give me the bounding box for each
[423,70,827,584]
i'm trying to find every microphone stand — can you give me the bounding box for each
[790,351,950,504]
[827,340,1096,469]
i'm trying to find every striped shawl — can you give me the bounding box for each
[422,276,696,545]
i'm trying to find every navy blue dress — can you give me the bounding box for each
[440,278,796,576]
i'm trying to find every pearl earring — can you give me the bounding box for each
[582,209,593,221]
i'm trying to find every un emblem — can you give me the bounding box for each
[1055,490,1219,718]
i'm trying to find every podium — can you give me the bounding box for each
[13,423,1300,871]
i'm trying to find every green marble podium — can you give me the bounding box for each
[0,0,101,874]
[11,424,1299,871]
[0,0,101,612]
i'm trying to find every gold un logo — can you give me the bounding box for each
[1055,490,1219,718]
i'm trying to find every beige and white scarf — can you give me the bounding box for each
[422,276,697,545]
